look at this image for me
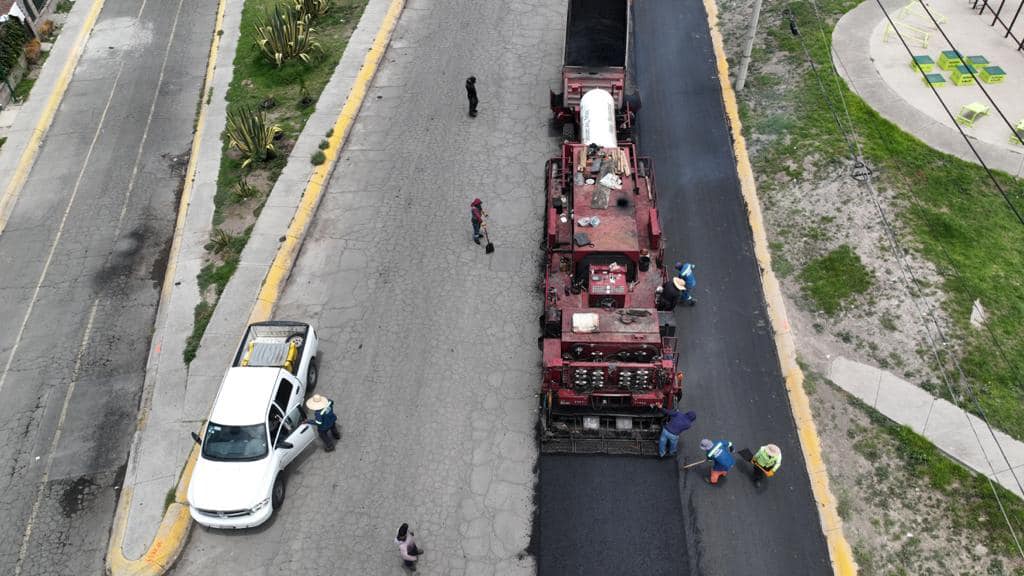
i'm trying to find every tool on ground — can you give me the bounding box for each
[483,225,494,254]
[681,459,705,470]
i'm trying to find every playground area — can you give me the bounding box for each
[836,0,1024,173]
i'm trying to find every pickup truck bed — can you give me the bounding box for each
[233,321,311,374]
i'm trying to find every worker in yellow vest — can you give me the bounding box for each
[751,444,782,481]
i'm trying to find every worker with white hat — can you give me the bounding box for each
[751,444,782,480]
[305,394,340,452]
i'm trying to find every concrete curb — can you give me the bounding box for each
[0,0,106,235]
[703,0,857,573]
[104,0,408,572]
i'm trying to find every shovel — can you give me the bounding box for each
[483,225,494,254]
[681,459,706,470]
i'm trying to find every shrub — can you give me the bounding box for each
[0,19,29,79]
[225,105,281,167]
[799,245,872,315]
[24,38,41,65]
[253,4,320,68]
[310,150,325,165]
[37,20,54,40]
[56,1,74,14]
[295,0,331,20]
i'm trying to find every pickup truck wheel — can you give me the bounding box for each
[306,357,319,393]
[272,476,286,510]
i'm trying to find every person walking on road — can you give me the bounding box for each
[656,276,688,311]
[305,394,340,452]
[673,262,697,306]
[396,523,424,571]
[466,76,478,117]
[470,198,487,245]
[700,438,735,485]
[750,443,782,481]
[658,408,696,458]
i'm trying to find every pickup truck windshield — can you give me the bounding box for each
[202,422,268,461]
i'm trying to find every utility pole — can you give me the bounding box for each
[734,0,764,92]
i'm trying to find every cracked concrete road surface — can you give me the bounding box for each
[0,0,215,574]
[173,0,557,573]
[177,0,833,574]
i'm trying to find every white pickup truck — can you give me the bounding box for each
[188,321,320,529]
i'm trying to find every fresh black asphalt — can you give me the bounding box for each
[537,0,833,574]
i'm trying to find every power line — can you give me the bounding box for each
[873,0,1024,228]
[788,4,1024,557]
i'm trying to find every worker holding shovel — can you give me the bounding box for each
[684,438,735,485]
[470,198,494,253]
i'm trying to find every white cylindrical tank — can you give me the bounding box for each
[580,89,617,149]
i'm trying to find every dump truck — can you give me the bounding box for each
[188,321,320,528]
[550,0,637,141]
[539,89,681,455]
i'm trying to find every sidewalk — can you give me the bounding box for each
[0,0,103,229]
[111,0,401,564]
[828,356,1024,497]
[832,0,1024,177]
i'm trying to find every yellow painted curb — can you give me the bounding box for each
[247,0,407,324]
[0,0,107,235]
[104,0,227,569]
[701,0,858,573]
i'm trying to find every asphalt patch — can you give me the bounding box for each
[537,455,689,576]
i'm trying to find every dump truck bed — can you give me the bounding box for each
[564,0,628,67]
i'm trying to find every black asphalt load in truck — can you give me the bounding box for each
[551,0,636,140]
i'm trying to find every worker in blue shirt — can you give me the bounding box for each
[674,262,697,306]
[700,438,735,484]
[657,408,696,458]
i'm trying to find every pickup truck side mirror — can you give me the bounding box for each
[190,431,202,445]
[278,441,294,450]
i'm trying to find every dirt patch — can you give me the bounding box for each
[808,375,1024,575]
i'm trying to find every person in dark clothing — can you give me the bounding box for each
[658,408,696,458]
[305,394,340,452]
[470,198,487,244]
[465,76,478,117]
[656,276,687,311]
[396,523,424,571]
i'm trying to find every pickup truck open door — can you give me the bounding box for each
[277,423,315,468]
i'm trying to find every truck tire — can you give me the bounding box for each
[562,122,576,143]
[271,475,286,510]
[306,357,318,393]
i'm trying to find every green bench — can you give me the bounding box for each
[1011,119,1024,145]
[956,102,990,127]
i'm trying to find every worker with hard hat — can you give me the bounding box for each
[700,438,735,485]
[655,275,688,311]
[306,394,340,452]
[751,444,782,480]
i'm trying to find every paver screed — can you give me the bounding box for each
[171,0,564,573]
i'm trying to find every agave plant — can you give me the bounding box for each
[254,4,321,67]
[295,0,331,20]
[225,105,281,168]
